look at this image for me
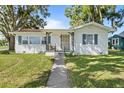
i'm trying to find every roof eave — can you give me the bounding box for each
[72,22,115,32]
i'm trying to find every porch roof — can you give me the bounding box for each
[9,28,74,34]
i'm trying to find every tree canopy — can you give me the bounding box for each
[0,5,50,50]
[65,5,124,30]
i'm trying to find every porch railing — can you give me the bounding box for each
[47,44,56,52]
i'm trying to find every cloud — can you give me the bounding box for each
[44,19,67,29]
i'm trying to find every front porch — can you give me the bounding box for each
[45,31,74,52]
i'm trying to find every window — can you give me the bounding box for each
[87,34,93,44]
[22,36,28,44]
[112,39,115,45]
[29,36,40,44]
[112,38,119,45]
[18,36,22,45]
[82,34,98,45]
[116,38,119,45]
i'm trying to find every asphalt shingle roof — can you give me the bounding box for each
[17,29,44,32]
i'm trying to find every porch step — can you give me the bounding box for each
[45,52,58,57]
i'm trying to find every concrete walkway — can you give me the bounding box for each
[47,52,70,88]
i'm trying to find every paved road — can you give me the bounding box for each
[47,52,70,88]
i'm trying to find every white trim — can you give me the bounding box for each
[19,35,43,45]
[29,36,41,44]
[112,38,119,45]
[86,34,94,44]
[22,36,28,44]
[73,22,114,32]
[82,34,98,45]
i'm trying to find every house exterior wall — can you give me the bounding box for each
[120,38,124,50]
[74,25,108,55]
[14,24,109,55]
[109,35,124,50]
[15,31,72,53]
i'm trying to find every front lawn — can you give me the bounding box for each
[0,46,8,50]
[65,50,124,88]
[0,52,53,88]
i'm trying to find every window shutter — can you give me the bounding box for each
[82,34,86,45]
[94,34,98,45]
[42,37,46,44]
[18,36,22,45]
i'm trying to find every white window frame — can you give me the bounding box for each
[29,36,41,45]
[22,36,28,44]
[112,38,119,45]
[86,34,94,44]
[82,34,98,45]
[18,35,42,45]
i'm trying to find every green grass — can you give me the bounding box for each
[0,46,8,50]
[0,52,53,88]
[65,50,124,88]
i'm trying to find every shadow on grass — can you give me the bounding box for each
[66,55,124,73]
[69,72,124,88]
[66,50,124,87]
[19,70,51,88]
[0,50,15,54]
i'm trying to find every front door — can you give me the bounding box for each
[61,35,70,51]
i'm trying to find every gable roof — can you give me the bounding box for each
[72,22,114,32]
[110,30,124,38]
[118,31,124,38]
[9,22,114,34]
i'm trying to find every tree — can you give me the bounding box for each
[65,5,124,30]
[106,6,124,30]
[65,5,110,27]
[0,5,50,50]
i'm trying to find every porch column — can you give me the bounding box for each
[68,32,74,52]
[46,32,52,51]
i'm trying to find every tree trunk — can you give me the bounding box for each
[8,35,15,50]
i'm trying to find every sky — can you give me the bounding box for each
[45,5,70,29]
[0,5,123,35]
[45,5,124,33]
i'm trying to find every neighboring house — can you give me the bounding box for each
[109,31,124,50]
[10,22,113,55]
